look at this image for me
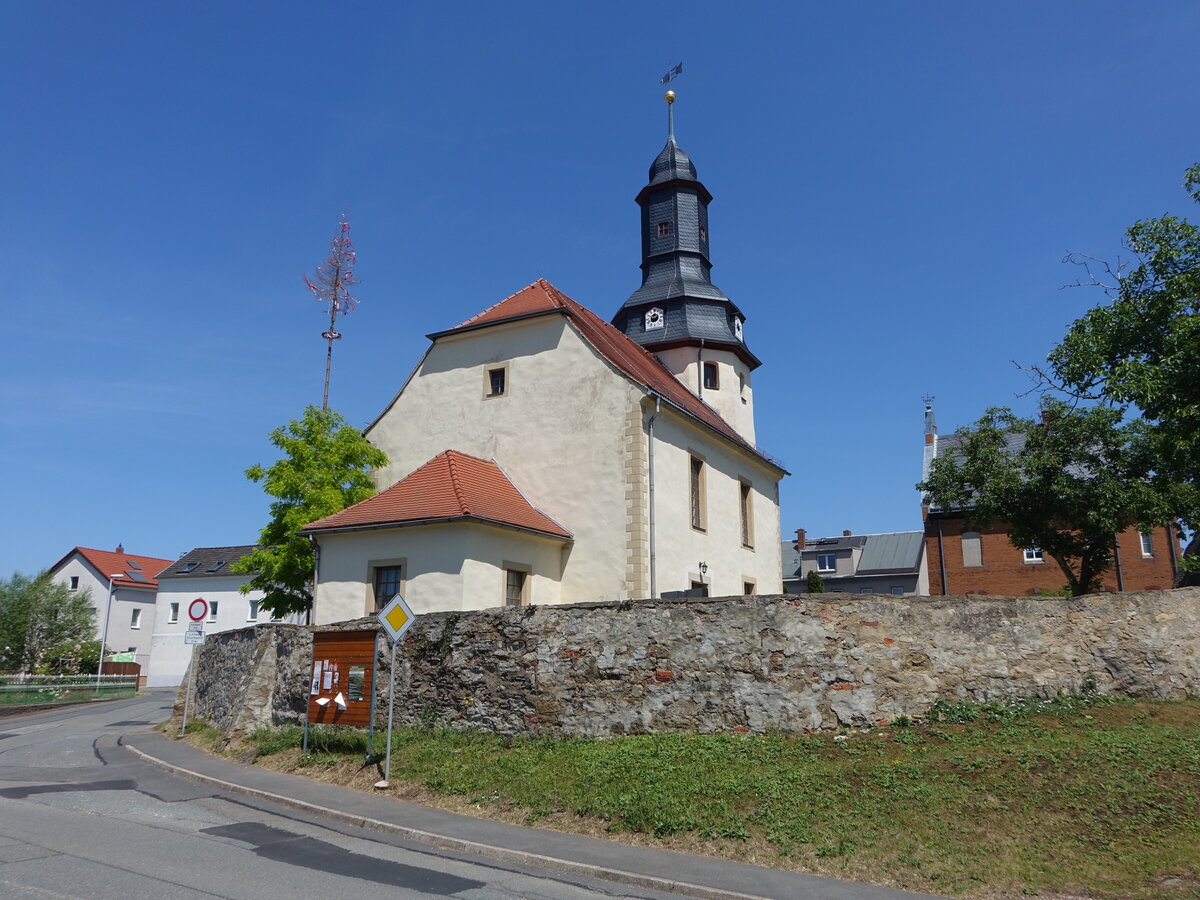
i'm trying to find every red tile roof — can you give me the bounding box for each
[448,280,782,470]
[58,547,175,590]
[302,450,572,539]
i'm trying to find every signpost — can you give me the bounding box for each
[374,593,416,789]
[180,599,208,736]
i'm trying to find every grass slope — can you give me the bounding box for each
[206,694,1200,899]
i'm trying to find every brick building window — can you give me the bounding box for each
[1140,532,1154,557]
[961,532,982,567]
[1023,547,1045,563]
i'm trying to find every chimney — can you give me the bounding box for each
[115,543,124,554]
[794,528,806,550]
[843,530,852,537]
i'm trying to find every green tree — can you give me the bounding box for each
[917,401,1189,596]
[233,406,388,619]
[0,572,97,673]
[1042,163,1200,514]
[805,569,825,593]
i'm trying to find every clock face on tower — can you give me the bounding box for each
[645,307,665,331]
[733,317,744,341]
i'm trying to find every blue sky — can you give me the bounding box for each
[3,1,1198,575]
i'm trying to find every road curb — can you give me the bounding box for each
[121,737,768,900]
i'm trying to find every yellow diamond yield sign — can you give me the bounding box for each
[377,593,416,643]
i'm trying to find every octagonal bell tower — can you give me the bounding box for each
[612,90,759,443]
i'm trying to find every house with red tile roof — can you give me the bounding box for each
[48,545,174,670]
[304,96,787,621]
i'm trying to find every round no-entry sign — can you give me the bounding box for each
[188,598,209,622]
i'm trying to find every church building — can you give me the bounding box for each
[305,94,787,623]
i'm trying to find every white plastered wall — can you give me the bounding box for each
[148,576,278,687]
[313,521,566,624]
[366,314,641,606]
[649,408,783,596]
[655,346,756,444]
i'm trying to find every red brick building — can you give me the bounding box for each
[920,402,1179,595]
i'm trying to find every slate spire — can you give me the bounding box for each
[613,90,759,370]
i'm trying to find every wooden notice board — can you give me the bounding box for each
[308,630,377,727]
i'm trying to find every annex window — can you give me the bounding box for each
[69,576,79,590]
[890,587,905,595]
[1140,532,1154,557]
[743,580,756,596]
[961,532,983,567]
[505,568,528,607]
[1023,547,1045,563]
[207,601,219,623]
[702,361,719,390]
[130,608,141,629]
[168,602,179,624]
[689,455,707,531]
[486,366,507,398]
[656,221,672,237]
[817,553,837,573]
[373,565,404,611]
[859,588,873,594]
[247,598,259,622]
[739,480,754,548]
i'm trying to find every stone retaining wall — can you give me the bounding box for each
[182,589,1200,739]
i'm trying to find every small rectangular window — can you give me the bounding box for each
[130,608,141,629]
[1023,547,1045,563]
[247,599,259,622]
[1140,532,1153,557]
[743,581,756,596]
[817,553,837,573]
[484,364,509,398]
[703,361,719,390]
[859,588,873,594]
[69,576,79,590]
[690,580,709,597]
[207,601,219,623]
[168,602,179,624]
[206,560,226,573]
[961,532,983,567]
[739,481,754,548]
[656,221,672,237]
[505,569,527,607]
[689,456,706,531]
[890,587,905,595]
[374,566,403,611]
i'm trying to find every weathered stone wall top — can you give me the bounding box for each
[186,589,1200,739]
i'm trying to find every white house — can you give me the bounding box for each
[48,545,174,671]
[147,545,297,687]
[304,101,787,622]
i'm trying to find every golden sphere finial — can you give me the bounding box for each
[664,90,676,104]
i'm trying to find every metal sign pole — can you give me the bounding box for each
[179,645,196,737]
[366,632,378,757]
[378,636,398,788]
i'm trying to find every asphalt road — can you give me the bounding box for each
[0,692,688,900]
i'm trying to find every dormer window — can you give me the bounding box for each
[644,307,665,331]
[656,221,672,237]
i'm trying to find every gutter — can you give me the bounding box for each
[936,518,948,595]
[301,514,573,542]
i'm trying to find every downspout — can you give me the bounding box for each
[696,339,705,397]
[936,518,948,595]
[307,533,320,626]
[1112,533,1124,592]
[647,394,661,599]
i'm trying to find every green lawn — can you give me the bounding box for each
[238,694,1200,898]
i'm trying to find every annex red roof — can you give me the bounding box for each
[58,547,175,590]
[302,450,572,539]
[448,280,781,469]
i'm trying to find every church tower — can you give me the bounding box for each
[612,90,760,443]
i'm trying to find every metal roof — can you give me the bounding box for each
[857,531,924,573]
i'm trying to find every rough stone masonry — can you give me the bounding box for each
[181,589,1200,740]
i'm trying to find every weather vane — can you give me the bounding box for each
[304,212,360,410]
